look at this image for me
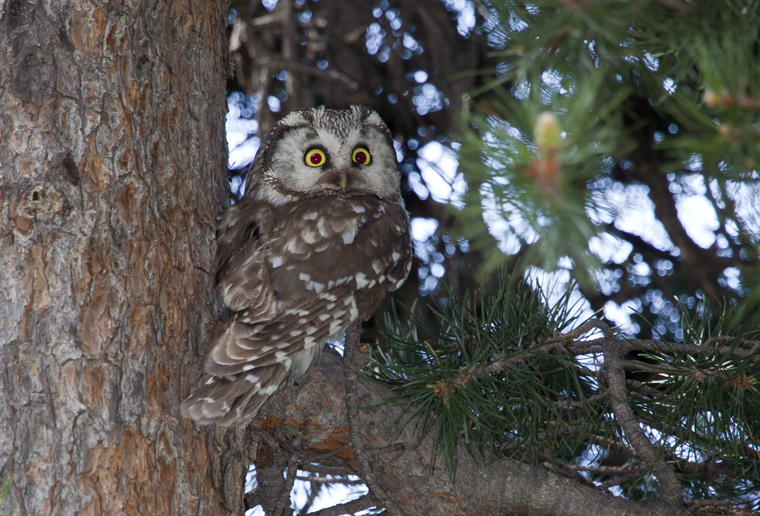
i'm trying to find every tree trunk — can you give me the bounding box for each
[0,1,244,514]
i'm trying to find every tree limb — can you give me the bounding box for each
[343,320,407,515]
[601,336,685,511]
[250,346,693,516]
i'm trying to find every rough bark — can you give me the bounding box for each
[249,340,680,516]
[0,1,243,515]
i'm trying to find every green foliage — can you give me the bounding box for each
[371,270,608,475]
[629,301,760,503]
[370,271,760,506]
[455,0,760,292]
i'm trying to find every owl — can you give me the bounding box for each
[181,106,412,426]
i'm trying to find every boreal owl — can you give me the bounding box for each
[181,106,412,426]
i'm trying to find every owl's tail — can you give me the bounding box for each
[180,362,288,426]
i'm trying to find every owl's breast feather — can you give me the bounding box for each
[263,196,410,314]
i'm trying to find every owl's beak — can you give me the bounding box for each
[321,170,355,190]
[337,172,348,190]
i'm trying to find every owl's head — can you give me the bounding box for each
[251,106,401,200]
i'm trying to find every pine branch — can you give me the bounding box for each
[257,340,697,515]
[600,331,685,507]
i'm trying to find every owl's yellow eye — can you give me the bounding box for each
[305,148,326,167]
[352,147,371,165]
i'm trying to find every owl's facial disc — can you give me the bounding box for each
[264,111,400,198]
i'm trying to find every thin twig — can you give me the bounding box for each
[299,462,354,476]
[306,494,378,516]
[286,62,360,90]
[296,474,366,485]
[599,466,649,489]
[537,452,599,489]
[562,319,616,340]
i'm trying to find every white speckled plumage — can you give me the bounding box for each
[181,106,412,426]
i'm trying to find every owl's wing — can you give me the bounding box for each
[214,198,278,321]
[204,285,358,376]
[184,284,358,426]
[376,203,412,292]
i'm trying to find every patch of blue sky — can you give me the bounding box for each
[416,141,466,207]
[442,0,477,35]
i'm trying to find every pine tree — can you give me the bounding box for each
[455,0,760,339]
[370,0,760,511]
